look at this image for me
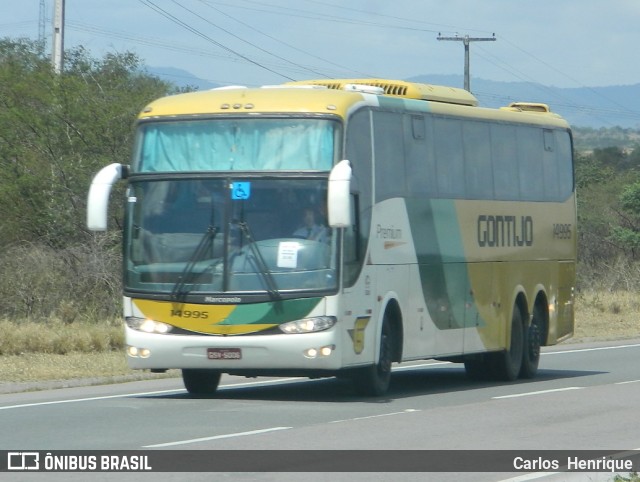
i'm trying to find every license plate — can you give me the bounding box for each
[207,348,242,360]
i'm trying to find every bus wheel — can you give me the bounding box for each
[182,369,221,395]
[520,304,543,378]
[490,306,524,381]
[352,316,393,396]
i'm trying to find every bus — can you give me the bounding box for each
[87,78,576,397]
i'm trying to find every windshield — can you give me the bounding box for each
[134,118,336,172]
[124,178,337,297]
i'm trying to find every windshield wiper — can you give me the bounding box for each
[236,221,281,301]
[171,226,218,301]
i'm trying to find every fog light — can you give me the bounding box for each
[127,346,151,358]
[320,345,334,357]
[304,348,318,358]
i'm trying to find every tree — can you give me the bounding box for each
[0,39,173,248]
[610,181,640,258]
[574,148,640,288]
[592,146,627,170]
[0,38,174,320]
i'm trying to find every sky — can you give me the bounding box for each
[2,0,640,90]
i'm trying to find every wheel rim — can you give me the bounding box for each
[527,322,541,361]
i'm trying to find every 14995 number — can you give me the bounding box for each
[552,223,572,239]
[170,309,209,319]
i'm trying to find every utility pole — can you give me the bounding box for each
[38,0,46,47]
[437,33,496,92]
[52,0,65,74]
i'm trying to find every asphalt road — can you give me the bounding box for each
[1,338,639,481]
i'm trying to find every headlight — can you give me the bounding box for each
[126,316,173,334]
[279,316,336,334]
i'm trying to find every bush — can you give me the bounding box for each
[0,238,122,323]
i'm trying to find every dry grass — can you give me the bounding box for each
[0,319,135,385]
[0,351,130,383]
[574,290,640,341]
[0,321,178,386]
[0,319,124,356]
[0,291,638,386]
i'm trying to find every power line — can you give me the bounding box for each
[498,34,640,121]
[137,0,295,81]
[172,0,328,79]
[66,20,356,84]
[204,0,443,34]
[21,0,640,125]
[298,0,489,36]
[197,0,374,78]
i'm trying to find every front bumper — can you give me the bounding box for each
[125,325,343,373]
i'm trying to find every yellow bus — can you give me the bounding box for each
[87,78,576,396]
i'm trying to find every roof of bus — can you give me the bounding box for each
[138,78,570,129]
[138,85,365,119]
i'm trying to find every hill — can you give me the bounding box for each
[147,67,640,129]
[147,66,219,91]
[408,74,640,129]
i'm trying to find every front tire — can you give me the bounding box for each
[352,316,393,396]
[182,369,221,395]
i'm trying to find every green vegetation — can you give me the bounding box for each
[576,143,640,290]
[0,38,174,324]
[1,38,640,384]
[614,473,640,482]
[573,126,640,151]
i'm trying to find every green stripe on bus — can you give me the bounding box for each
[406,198,485,330]
[220,297,323,325]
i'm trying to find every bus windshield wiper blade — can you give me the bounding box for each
[171,226,218,301]
[236,221,281,301]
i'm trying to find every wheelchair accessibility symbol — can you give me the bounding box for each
[231,182,251,200]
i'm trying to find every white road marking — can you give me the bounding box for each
[615,379,640,385]
[492,387,584,399]
[0,377,301,411]
[543,342,640,355]
[0,342,638,410]
[500,473,559,481]
[393,361,452,371]
[329,408,420,424]
[0,364,450,411]
[143,427,292,448]
[0,389,184,411]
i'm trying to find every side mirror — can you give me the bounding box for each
[327,159,352,228]
[86,163,127,231]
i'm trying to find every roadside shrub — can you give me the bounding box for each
[0,238,122,323]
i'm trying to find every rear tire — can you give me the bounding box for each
[490,306,524,381]
[520,304,543,379]
[182,369,221,395]
[352,315,393,396]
